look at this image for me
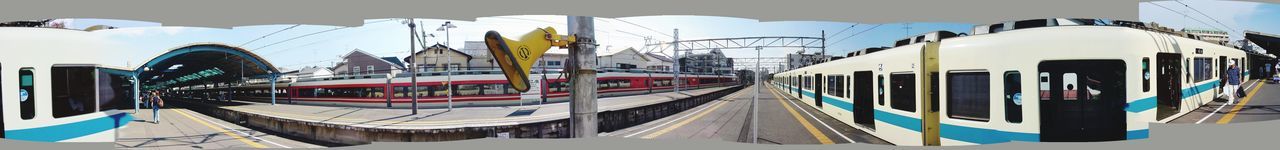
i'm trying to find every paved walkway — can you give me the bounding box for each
[115,108,323,149]
[604,85,889,145]
[174,87,732,130]
[1172,79,1280,124]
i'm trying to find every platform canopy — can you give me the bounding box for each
[137,43,279,90]
[1247,31,1280,56]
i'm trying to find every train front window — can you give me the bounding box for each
[51,66,97,118]
[19,68,35,120]
[947,71,990,122]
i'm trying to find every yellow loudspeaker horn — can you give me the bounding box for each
[485,27,574,92]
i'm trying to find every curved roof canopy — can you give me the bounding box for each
[1247,31,1280,56]
[137,43,279,90]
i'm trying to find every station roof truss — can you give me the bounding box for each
[137,43,280,90]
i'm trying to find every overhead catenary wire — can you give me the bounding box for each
[1173,0,1238,33]
[824,24,859,39]
[241,24,301,47]
[1146,2,1230,33]
[826,24,883,46]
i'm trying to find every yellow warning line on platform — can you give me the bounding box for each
[767,85,835,144]
[1217,81,1265,124]
[640,90,746,139]
[172,109,269,148]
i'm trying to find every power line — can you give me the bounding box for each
[824,24,859,39]
[259,19,400,56]
[254,19,399,53]
[827,24,882,46]
[240,24,301,47]
[1147,2,1228,33]
[609,18,673,38]
[1173,0,1238,33]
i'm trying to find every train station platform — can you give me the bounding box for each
[115,108,323,149]
[165,86,741,145]
[604,85,889,145]
[1171,79,1280,124]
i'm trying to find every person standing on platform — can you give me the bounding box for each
[1226,60,1242,104]
[150,91,165,124]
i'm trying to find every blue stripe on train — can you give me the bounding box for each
[776,85,1148,144]
[1128,79,1221,112]
[4,113,133,142]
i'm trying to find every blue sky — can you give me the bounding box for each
[1140,0,1280,41]
[68,16,974,72]
[57,0,1280,72]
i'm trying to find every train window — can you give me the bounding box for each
[455,84,480,96]
[52,66,97,118]
[947,71,990,122]
[480,84,504,95]
[98,69,133,111]
[1194,58,1212,82]
[890,73,916,112]
[878,75,885,106]
[1039,72,1051,101]
[1062,73,1078,100]
[1143,58,1150,92]
[1005,71,1023,123]
[20,68,35,120]
[838,75,847,98]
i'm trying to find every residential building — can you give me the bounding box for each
[678,49,735,74]
[332,49,406,76]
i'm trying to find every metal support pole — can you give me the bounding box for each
[132,75,140,113]
[442,21,455,110]
[568,16,599,138]
[673,29,681,94]
[270,74,278,105]
[386,73,393,108]
[820,30,826,63]
[753,46,761,144]
[408,18,419,115]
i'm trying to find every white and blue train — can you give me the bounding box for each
[2,27,136,142]
[771,18,1263,146]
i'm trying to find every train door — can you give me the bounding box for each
[815,73,824,108]
[1038,60,1127,142]
[795,75,802,95]
[1218,56,1226,96]
[853,71,875,129]
[920,42,941,146]
[1156,53,1182,120]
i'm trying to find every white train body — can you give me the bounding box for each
[773,25,1255,146]
[1,27,135,142]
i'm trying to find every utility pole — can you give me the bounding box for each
[568,16,598,138]
[407,18,419,114]
[820,30,826,63]
[673,29,680,94]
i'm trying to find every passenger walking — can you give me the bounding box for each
[150,91,165,124]
[1226,61,1242,104]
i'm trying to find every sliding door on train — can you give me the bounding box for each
[1156,54,1183,120]
[853,71,875,129]
[1038,60,1127,142]
[814,73,824,108]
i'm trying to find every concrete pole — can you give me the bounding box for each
[270,74,277,105]
[446,26,454,111]
[408,18,419,115]
[568,16,598,138]
[673,29,680,94]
